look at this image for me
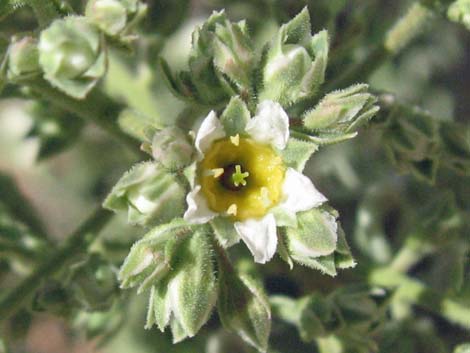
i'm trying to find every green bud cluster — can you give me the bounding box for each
[160,10,254,105]
[85,0,147,36]
[119,220,217,342]
[38,16,107,99]
[103,162,186,226]
[259,8,328,107]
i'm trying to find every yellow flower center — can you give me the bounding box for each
[198,136,285,221]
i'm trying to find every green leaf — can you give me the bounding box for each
[279,137,318,171]
[218,268,271,353]
[220,96,251,136]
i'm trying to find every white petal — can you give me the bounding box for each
[280,168,327,215]
[195,111,225,155]
[245,100,289,150]
[234,214,277,264]
[183,185,217,224]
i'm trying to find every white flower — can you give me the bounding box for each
[184,100,330,264]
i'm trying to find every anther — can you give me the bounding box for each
[211,168,224,178]
[230,134,240,146]
[227,204,238,216]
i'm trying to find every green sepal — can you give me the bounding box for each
[283,7,311,44]
[171,230,217,337]
[210,216,240,248]
[212,19,254,88]
[220,96,251,136]
[103,162,187,226]
[303,84,379,132]
[217,266,271,353]
[279,137,318,171]
[286,208,338,259]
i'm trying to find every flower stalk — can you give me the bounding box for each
[25,78,146,158]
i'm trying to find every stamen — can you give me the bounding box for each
[211,168,224,178]
[230,134,240,146]
[227,203,238,216]
[232,164,249,187]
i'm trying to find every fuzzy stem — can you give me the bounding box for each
[326,2,434,91]
[0,207,113,321]
[26,0,59,28]
[369,268,470,330]
[389,236,434,273]
[26,78,147,159]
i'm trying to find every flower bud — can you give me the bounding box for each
[259,8,329,107]
[160,10,254,105]
[146,230,218,342]
[103,162,186,226]
[448,0,470,30]
[39,16,107,99]
[118,220,188,293]
[303,84,379,132]
[85,0,147,36]
[7,36,40,78]
[152,127,194,171]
